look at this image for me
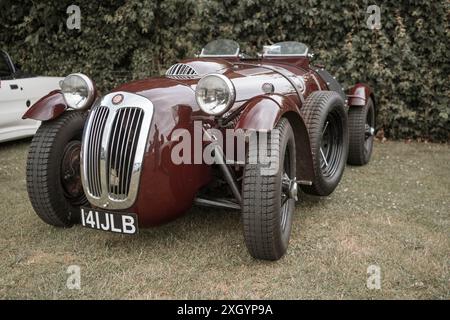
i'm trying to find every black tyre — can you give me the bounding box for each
[300,91,348,196]
[242,118,296,260]
[26,111,88,227]
[347,98,375,165]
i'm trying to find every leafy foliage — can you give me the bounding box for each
[1,0,448,140]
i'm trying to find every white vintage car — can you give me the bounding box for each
[0,50,63,142]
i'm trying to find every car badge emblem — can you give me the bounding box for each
[110,169,120,187]
[112,94,124,105]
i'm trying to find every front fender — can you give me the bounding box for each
[22,90,67,121]
[236,95,315,182]
[347,83,375,107]
[235,95,285,131]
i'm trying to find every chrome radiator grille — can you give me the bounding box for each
[107,108,144,200]
[81,92,154,210]
[85,106,109,197]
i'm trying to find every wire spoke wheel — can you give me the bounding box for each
[364,103,375,157]
[280,145,293,233]
[300,91,348,196]
[319,110,344,178]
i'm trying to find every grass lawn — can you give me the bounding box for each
[0,139,448,299]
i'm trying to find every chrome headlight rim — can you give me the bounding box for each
[60,73,95,110]
[195,74,236,116]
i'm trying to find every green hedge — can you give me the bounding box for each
[1,0,449,140]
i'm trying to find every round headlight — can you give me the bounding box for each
[60,73,95,110]
[195,74,235,116]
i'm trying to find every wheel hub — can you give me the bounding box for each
[365,124,375,138]
[282,174,298,201]
[60,141,84,201]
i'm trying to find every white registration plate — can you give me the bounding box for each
[80,207,138,235]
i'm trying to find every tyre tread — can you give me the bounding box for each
[26,111,87,227]
[242,118,294,260]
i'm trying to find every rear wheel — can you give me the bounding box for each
[26,111,88,227]
[242,118,297,261]
[300,91,348,196]
[347,98,375,165]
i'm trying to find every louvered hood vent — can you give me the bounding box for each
[165,63,198,79]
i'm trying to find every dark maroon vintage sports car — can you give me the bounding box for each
[24,40,376,260]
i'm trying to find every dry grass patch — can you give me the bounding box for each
[0,139,448,299]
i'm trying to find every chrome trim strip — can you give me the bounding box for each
[81,91,154,210]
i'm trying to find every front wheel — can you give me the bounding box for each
[242,118,297,261]
[26,111,88,227]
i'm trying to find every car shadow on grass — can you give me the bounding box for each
[74,191,330,262]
